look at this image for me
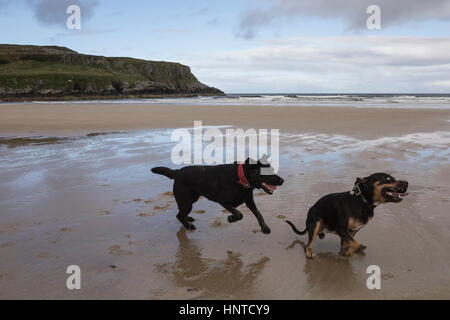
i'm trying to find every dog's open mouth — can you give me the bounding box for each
[383,186,408,201]
[261,182,277,195]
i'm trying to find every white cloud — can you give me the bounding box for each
[432,80,450,88]
[185,36,450,93]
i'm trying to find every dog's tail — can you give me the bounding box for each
[151,167,176,179]
[285,220,308,235]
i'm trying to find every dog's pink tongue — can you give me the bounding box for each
[264,183,277,191]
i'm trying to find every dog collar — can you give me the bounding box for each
[237,163,251,188]
[351,185,376,209]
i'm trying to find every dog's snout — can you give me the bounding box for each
[396,180,408,191]
[278,176,284,185]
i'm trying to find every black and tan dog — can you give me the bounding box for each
[286,173,408,259]
[151,158,284,234]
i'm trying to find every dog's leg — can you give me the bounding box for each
[305,220,321,259]
[220,203,244,223]
[173,182,196,231]
[350,229,366,250]
[245,197,271,234]
[176,206,195,230]
[337,227,361,256]
[184,191,200,223]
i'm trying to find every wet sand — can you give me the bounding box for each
[0,103,449,299]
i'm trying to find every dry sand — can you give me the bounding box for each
[0,103,449,299]
[1,103,448,138]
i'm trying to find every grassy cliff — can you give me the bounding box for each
[0,44,224,100]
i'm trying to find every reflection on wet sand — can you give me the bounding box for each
[155,228,269,298]
[287,240,360,296]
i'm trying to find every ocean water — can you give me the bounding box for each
[25,93,450,109]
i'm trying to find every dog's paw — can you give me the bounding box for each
[340,247,354,257]
[305,251,317,259]
[358,244,367,251]
[185,223,196,231]
[319,232,325,239]
[261,225,271,234]
[227,214,243,223]
[185,216,195,222]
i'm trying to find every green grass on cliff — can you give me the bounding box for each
[0,59,144,90]
[0,44,204,92]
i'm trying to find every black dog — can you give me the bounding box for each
[151,158,284,234]
[286,173,408,259]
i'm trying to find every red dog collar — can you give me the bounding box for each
[237,163,251,188]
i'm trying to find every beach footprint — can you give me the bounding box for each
[99,210,111,216]
[381,273,394,280]
[153,204,170,211]
[36,251,51,258]
[137,213,151,217]
[108,245,133,256]
[210,218,223,228]
[0,241,15,249]
[128,240,146,247]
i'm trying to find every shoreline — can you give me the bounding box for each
[0,92,223,103]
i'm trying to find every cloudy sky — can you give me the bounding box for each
[1,0,450,93]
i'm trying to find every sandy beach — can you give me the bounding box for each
[1,103,449,299]
[1,103,449,138]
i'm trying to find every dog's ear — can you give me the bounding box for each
[245,157,264,169]
[257,154,271,168]
[355,176,368,185]
[245,157,256,165]
[245,156,272,169]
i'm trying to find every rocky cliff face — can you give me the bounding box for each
[0,44,224,100]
